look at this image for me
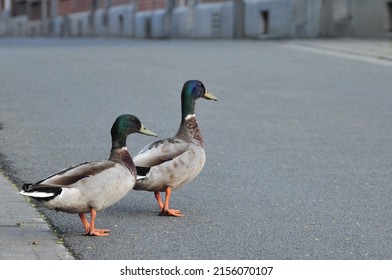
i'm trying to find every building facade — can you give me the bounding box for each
[1,0,392,38]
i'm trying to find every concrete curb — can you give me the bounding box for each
[0,173,74,260]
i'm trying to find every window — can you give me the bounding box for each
[386,2,392,32]
[118,14,124,33]
[260,10,269,35]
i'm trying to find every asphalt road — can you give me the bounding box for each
[1,38,392,260]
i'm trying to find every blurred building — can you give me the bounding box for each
[0,0,11,35]
[1,0,392,38]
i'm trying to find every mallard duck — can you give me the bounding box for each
[20,114,157,236]
[133,80,217,217]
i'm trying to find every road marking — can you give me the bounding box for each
[284,42,392,67]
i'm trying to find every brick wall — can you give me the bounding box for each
[30,1,41,20]
[112,0,131,5]
[138,0,165,11]
[57,0,93,16]
[56,0,168,15]
[57,0,71,16]
[200,0,229,3]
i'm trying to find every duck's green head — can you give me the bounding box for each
[181,80,217,119]
[111,114,157,149]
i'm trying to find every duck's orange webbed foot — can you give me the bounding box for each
[83,229,111,237]
[80,209,111,236]
[159,209,184,217]
[156,187,185,217]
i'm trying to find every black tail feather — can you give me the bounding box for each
[21,183,62,199]
[136,166,151,176]
[22,183,33,191]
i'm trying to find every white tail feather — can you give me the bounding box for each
[19,190,54,198]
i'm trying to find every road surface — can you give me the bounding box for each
[1,38,392,259]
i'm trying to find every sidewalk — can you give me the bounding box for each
[0,173,74,260]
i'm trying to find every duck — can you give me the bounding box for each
[20,114,157,236]
[133,80,217,217]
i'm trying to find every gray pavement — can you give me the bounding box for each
[1,38,392,260]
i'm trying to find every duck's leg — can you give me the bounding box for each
[154,191,164,209]
[159,187,184,217]
[78,213,90,235]
[84,209,111,236]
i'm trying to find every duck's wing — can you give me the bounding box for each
[20,161,116,199]
[133,138,190,168]
[37,161,116,186]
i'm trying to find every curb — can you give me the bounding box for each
[0,173,74,260]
